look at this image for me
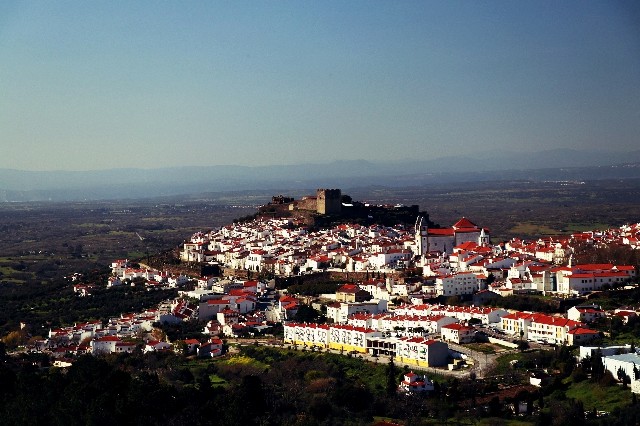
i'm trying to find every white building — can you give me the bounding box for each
[398,371,435,393]
[555,264,636,295]
[325,300,388,324]
[441,323,475,344]
[367,336,450,368]
[435,272,482,297]
[602,352,640,388]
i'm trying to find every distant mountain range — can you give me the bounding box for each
[1,148,640,202]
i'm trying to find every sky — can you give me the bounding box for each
[1,1,639,171]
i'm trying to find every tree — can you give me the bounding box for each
[617,366,630,388]
[412,326,425,335]
[445,295,460,306]
[2,330,27,349]
[591,350,605,382]
[151,327,167,342]
[549,399,585,426]
[486,273,496,286]
[393,326,405,334]
[386,357,397,396]
[293,304,321,323]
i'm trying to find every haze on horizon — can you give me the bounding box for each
[1,1,639,172]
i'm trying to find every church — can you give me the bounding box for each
[415,216,489,255]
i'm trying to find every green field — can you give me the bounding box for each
[563,223,611,233]
[488,352,525,376]
[509,222,561,236]
[465,342,499,354]
[565,380,631,412]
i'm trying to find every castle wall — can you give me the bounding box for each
[297,197,318,212]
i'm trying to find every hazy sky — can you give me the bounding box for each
[1,1,639,171]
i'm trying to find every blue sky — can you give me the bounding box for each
[1,1,639,171]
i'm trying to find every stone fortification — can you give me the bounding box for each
[316,188,342,215]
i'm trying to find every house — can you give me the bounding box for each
[441,323,475,344]
[91,335,121,354]
[183,338,201,354]
[114,341,137,354]
[398,371,434,393]
[336,284,372,303]
[197,338,224,358]
[199,299,234,321]
[144,340,172,353]
[567,305,605,323]
[395,304,508,325]
[203,320,222,336]
[500,310,598,345]
[265,295,299,322]
[614,310,637,324]
[566,327,600,346]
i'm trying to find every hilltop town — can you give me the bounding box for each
[4,189,640,424]
[33,191,640,357]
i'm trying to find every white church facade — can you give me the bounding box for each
[415,216,489,255]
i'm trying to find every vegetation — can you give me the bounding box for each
[564,380,631,412]
[0,347,447,426]
[487,294,560,314]
[0,278,177,336]
[2,342,638,425]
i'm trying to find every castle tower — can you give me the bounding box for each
[316,189,342,215]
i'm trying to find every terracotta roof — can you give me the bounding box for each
[453,217,478,229]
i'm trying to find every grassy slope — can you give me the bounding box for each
[565,380,631,412]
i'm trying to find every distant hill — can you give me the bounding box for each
[1,149,640,202]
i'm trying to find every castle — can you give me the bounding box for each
[291,188,342,215]
[259,188,426,228]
